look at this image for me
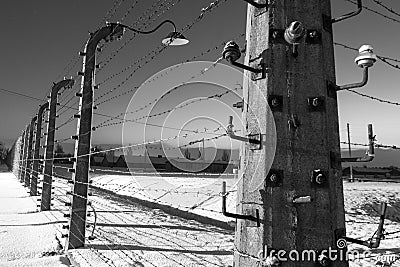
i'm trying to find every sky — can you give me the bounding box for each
[0,0,399,154]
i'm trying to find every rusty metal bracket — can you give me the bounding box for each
[326,81,338,99]
[222,181,260,227]
[227,116,263,150]
[329,151,341,169]
[248,133,262,150]
[322,14,333,33]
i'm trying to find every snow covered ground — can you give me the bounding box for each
[0,170,70,267]
[0,167,398,266]
[87,174,400,267]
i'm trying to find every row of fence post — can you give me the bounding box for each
[10,22,124,250]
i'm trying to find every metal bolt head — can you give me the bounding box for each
[318,253,330,266]
[315,173,325,184]
[312,98,321,107]
[271,98,280,107]
[270,174,278,182]
[309,31,317,38]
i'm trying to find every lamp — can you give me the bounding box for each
[108,20,189,46]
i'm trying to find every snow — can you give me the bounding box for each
[88,174,400,267]
[0,171,70,267]
[1,168,399,267]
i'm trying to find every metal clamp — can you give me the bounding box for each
[341,124,375,162]
[222,181,260,227]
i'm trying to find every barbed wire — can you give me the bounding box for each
[93,33,244,127]
[15,125,222,162]
[346,89,400,106]
[371,0,400,18]
[93,0,229,105]
[345,0,400,24]
[334,41,400,70]
[340,141,400,149]
[97,63,242,129]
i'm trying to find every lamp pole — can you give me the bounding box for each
[66,20,188,249]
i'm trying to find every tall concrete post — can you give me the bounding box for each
[67,23,123,249]
[41,79,74,211]
[24,117,37,187]
[18,130,26,181]
[31,103,49,196]
[232,1,348,266]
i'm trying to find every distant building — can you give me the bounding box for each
[342,167,400,179]
[165,158,235,173]
[91,155,105,166]
[102,155,118,168]
[115,155,153,170]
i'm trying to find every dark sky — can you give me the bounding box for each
[0,0,399,149]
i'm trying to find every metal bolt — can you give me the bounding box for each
[271,98,280,107]
[312,98,321,107]
[318,253,330,266]
[309,31,317,38]
[272,31,279,39]
[270,174,278,182]
[316,173,325,184]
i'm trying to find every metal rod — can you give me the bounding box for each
[347,123,354,182]
[341,124,374,162]
[332,0,362,23]
[337,67,369,91]
[121,20,177,35]
[227,116,262,145]
[242,0,268,9]
[228,57,263,74]
[222,181,260,226]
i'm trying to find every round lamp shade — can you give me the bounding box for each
[162,32,189,46]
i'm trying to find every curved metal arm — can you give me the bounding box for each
[341,124,375,162]
[242,0,268,8]
[227,116,262,146]
[336,67,369,91]
[226,56,264,74]
[118,20,177,35]
[222,181,260,226]
[332,0,362,23]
